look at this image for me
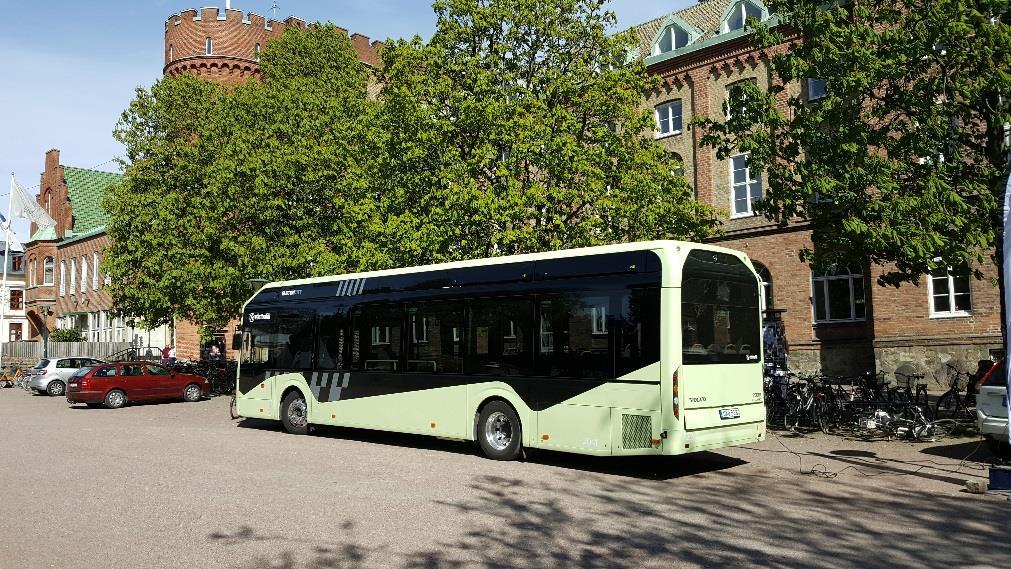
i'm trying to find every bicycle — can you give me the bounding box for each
[0,367,23,388]
[934,363,976,422]
[892,371,932,420]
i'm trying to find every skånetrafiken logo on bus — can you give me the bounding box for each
[248,313,272,323]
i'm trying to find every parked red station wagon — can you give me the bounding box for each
[66,362,210,409]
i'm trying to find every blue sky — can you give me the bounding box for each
[0,0,690,240]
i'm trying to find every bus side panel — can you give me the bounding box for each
[467,384,534,446]
[317,384,470,439]
[535,404,612,455]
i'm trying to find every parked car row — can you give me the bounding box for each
[22,356,210,409]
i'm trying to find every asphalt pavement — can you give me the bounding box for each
[0,388,1007,568]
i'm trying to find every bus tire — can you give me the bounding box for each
[477,401,522,461]
[280,391,310,435]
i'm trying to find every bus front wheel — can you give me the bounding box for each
[281,391,310,435]
[477,401,522,461]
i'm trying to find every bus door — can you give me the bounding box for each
[678,250,764,431]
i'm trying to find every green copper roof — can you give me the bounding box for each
[63,167,122,235]
[29,226,57,242]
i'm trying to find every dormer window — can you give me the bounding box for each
[653,24,690,56]
[723,1,764,33]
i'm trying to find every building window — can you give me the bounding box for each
[70,259,77,294]
[371,326,390,345]
[28,259,35,287]
[46,192,52,214]
[929,265,972,317]
[723,1,763,33]
[59,261,66,297]
[653,24,690,55]
[806,78,827,101]
[11,254,22,272]
[92,253,100,290]
[255,43,261,61]
[43,257,54,285]
[9,323,22,342]
[812,266,866,322]
[655,100,683,137]
[731,153,762,216]
[81,256,88,293]
[206,37,213,55]
[591,305,607,335]
[754,262,773,311]
[411,314,429,344]
[9,290,22,311]
[169,44,173,60]
[539,304,554,354]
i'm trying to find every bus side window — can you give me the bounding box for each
[407,301,464,373]
[317,311,348,370]
[465,297,533,376]
[615,287,661,377]
[354,303,403,372]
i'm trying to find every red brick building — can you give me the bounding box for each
[24,149,172,348]
[629,0,1000,385]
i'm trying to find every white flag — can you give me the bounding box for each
[2,221,23,252]
[10,176,56,229]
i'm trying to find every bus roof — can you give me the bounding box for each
[251,240,750,295]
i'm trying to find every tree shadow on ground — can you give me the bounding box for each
[210,456,1010,569]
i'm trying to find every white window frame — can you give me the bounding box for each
[806,78,827,101]
[654,100,683,138]
[59,261,66,297]
[722,1,764,33]
[411,315,428,344]
[70,259,76,294]
[539,313,553,354]
[652,24,690,56]
[43,257,54,285]
[205,37,213,55]
[730,152,762,217]
[928,265,972,318]
[80,256,88,293]
[92,252,100,290]
[371,326,390,345]
[811,266,866,323]
[591,305,607,335]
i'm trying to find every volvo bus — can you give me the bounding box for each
[235,241,765,460]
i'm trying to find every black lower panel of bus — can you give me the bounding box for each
[240,370,657,411]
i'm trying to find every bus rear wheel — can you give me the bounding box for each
[281,391,309,435]
[478,401,522,461]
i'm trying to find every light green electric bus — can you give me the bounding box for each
[235,240,765,460]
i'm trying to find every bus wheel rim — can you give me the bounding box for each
[288,398,307,427]
[484,411,512,451]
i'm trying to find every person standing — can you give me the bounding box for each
[168,345,176,366]
[161,345,171,366]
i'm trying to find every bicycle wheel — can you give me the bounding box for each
[934,391,957,419]
[783,398,802,431]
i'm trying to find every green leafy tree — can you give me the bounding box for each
[49,328,85,343]
[373,0,719,266]
[695,0,1011,285]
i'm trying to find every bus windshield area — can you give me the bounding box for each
[681,250,761,365]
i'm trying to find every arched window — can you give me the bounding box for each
[81,256,88,293]
[653,24,690,55]
[70,258,77,294]
[723,1,764,33]
[59,261,66,297]
[812,265,866,322]
[753,262,773,311]
[654,100,683,137]
[92,252,100,290]
[43,257,54,285]
[46,191,52,214]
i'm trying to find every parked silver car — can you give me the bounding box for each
[977,359,1008,455]
[27,357,106,396]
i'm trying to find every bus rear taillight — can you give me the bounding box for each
[672,370,680,420]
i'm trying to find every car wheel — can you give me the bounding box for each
[46,381,66,397]
[183,383,202,402]
[477,401,523,461]
[104,389,127,409]
[280,391,309,435]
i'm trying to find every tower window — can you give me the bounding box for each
[206,37,213,55]
[255,43,261,61]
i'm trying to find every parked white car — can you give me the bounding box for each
[27,357,106,396]
[976,359,1009,455]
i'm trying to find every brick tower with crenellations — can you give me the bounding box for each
[164,6,384,85]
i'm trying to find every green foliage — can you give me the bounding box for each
[374,0,718,266]
[694,0,1011,284]
[106,2,718,326]
[49,328,85,343]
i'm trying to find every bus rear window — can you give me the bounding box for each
[681,251,761,365]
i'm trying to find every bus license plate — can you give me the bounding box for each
[719,408,740,420]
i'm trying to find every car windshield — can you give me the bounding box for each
[72,367,94,378]
[33,359,50,370]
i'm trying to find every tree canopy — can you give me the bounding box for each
[105,1,718,326]
[695,0,1011,285]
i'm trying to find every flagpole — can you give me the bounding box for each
[0,175,14,370]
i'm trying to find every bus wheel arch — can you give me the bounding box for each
[280,387,310,435]
[474,398,523,461]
